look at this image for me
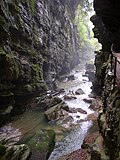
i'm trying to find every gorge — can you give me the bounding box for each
[0,0,120,160]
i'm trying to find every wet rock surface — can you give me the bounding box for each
[91,1,120,159]
[75,88,85,95]
[0,124,55,160]
[76,108,87,114]
[44,101,69,121]
[59,149,91,160]
[85,63,95,82]
[0,144,30,160]
[25,129,55,160]
[0,0,80,123]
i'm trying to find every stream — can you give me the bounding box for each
[0,63,96,160]
[49,64,94,160]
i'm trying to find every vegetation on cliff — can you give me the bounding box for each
[74,2,100,60]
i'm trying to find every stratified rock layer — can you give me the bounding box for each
[91,1,120,159]
[0,0,80,124]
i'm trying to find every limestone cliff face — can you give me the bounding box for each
[0,0,80,124]
[91,1,120,159]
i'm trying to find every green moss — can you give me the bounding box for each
[9,1,19,14]
[0,48,6,55]
[114,99,120,108]
[27,129,55,152]
[20,0,35,13]
[31,64,43,82]
[0,106,13,115]
[35,82,48,92]
[5,53,19,80]
[91,150,101,160]
[111,89,118,99]
[0,144,6,156]
[23,84,33,93]
[0,16,6,27]
[51,97,62,105]
[31,0,35,12]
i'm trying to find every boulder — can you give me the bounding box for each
[0,144,30,160]
[37,96,63,110]
[76,108,87,114]
[68,107,77,113]
[61,115,74,124]
[83,98,93,104]
[87,71,95,81]
[86,63,94,71]
[63,95,77,100]
[27,130,55,160]
[87,113,98,121]
[75,88,85,95]
[67,75,75,81]
[76,115,80,118]
[82,132,99,149]
[48,96,63,108]
[89,104,98,111]
[44,101,69,121]
[88,93,96,98]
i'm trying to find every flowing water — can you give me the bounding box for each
[0,63,95,160]
[49,64,94,160]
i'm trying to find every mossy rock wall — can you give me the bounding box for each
[0,0,80,124]
[92,51,110,95]
[98,62,120,160]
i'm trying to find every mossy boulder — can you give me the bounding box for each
[49,97,63,108]
[0,144,30,160]
[27,129,55,160]
[44,101,69,121]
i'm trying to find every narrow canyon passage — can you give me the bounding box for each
[0,0,120,160]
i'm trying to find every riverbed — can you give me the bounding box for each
[0,63,96,160]
[49,64,94,160]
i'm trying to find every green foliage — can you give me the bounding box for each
[74,3,100,58]
[75,5,92,46]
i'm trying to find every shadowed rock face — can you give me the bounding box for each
[90,15,112,52]
[94,0,120,32]
[0,0,80,122]
[93,0,120,51]
[91,1,120,159]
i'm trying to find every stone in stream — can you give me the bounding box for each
[75,88,85,95]
[83,98,93,104]
[67,75,75,81]
[76,115,80,118]
[68,107,77,113]
[63,95,77,100]
[88,93,96,98]
[89,104,98,111]
[87,113,98,121]
[36,96,63,110]
[86,71,95,81]
[26,130,55,160]
[44,101,69,121]
[58,149,91,160]
[85,63,95,82]
[76,108,87,114]
[86,63,94,71]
